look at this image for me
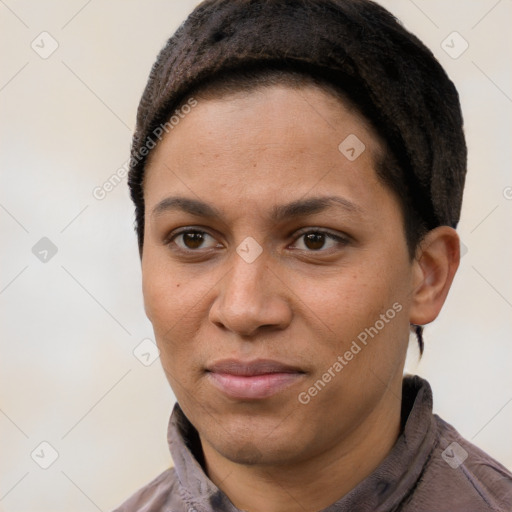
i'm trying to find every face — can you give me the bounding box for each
[141,84,417,467]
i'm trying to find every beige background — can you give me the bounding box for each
[1,1,511,510]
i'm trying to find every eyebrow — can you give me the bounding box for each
[151,195,364,222]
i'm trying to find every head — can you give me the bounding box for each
[128,0,466,470]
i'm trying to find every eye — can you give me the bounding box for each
[168,229,221,251]
[290,230,349,252]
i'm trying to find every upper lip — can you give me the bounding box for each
[206,359,305,376]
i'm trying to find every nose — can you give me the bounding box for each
[208,250,293,337]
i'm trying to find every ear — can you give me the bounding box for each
[409,226,461,326]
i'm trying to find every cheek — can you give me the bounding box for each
[303,258,411,383]
[141,241,195,321]
[142,270,200,396]
[141,252,190,349]
[310,263,406,334]
[300,274,409,413]
[142,258,174,327]
[141,252,214,371]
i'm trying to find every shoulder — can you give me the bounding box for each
[112,467,182,512]
[404,414,512,512]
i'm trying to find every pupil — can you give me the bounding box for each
[305,233,325,250]
[184,232,204,249]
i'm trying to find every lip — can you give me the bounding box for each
[206,359,306,400]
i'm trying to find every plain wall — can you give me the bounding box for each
[1,1,511,510]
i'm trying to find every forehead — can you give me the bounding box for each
[143,83,395,222]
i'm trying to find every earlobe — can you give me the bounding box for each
[409,226,461,326]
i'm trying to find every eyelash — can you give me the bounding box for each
[165,227,350,254]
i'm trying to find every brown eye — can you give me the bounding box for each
[170,230,219,251]
[291,230,349,252]
[304,233,327,250]
[182,231,206,249]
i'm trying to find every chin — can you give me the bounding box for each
[202,414,309,467]
[216,436,299,467]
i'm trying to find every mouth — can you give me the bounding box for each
[205,359,306,400]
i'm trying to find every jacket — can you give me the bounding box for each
[113,375,512,511]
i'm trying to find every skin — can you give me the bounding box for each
[141,84,460,512]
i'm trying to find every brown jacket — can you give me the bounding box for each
[113,375,512,511]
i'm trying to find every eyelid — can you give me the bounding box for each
[166,227,221,248]
[292,227,350,242]
[289,228,350,252]
[165,225,212,239]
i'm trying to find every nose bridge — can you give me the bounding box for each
[209,241,291,335]
[225,243,269,305]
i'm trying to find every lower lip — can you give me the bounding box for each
[207,372,304,400]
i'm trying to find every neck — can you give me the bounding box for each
[200,383,403,512]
